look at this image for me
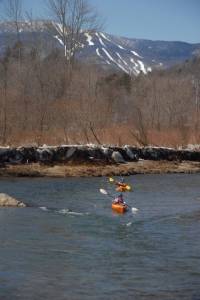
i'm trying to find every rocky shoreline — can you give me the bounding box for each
[0,145,199,177]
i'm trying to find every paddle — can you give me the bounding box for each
[100,188,114,198]
[99,189,138,213]
[108,177,115,183]
[108,177,132,192]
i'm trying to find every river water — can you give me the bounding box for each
[0,174,200,300]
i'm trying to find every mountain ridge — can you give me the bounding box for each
[0,20,200,75]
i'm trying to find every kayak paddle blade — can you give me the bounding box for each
[109,177,114,183]
[99,188,108,195]
[132,207,139,213]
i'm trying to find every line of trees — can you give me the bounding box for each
[0,0,199,147]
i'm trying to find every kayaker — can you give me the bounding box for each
[119,177,124,183]
[116,178,126,188]
[113,193,125,205]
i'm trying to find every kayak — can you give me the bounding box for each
[112,203,128,213]
[116,182,132,192]
[109,178,132,192]
[116,185,131,192]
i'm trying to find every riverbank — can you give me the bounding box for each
[0,145,199,177]
[0,160,200,177]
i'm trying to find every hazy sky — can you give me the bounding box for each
[6,0,200,43]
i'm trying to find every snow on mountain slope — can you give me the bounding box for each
[76,31,150,75]
[0,21,200,76]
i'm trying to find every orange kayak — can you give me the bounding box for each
[112,203,128,213]
[116,184,131,192]
[116,186,129,192]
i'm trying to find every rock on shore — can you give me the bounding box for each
[0,145,199,165]
[0,193,26,207]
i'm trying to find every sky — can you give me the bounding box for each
[3,0,200,43]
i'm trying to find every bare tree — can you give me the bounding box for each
[3,0,23,40]
[3,0,23,65]
[0,58,9,144]
[47,0,102,63]
[130,106,149,146]
[48,0,69,57]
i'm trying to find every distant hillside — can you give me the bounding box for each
[166,56,200,78]
[0,20,200,75]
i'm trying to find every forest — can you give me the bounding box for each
[0,0,199,147]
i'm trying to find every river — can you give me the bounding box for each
[0,174,200,300]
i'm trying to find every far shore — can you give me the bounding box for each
[0,160,200,178]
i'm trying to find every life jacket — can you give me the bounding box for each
[114,196,124,204]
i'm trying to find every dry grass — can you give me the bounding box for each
[7,126,200,148]
[0,160,199,178]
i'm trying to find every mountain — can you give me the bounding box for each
[0,20,200,75]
